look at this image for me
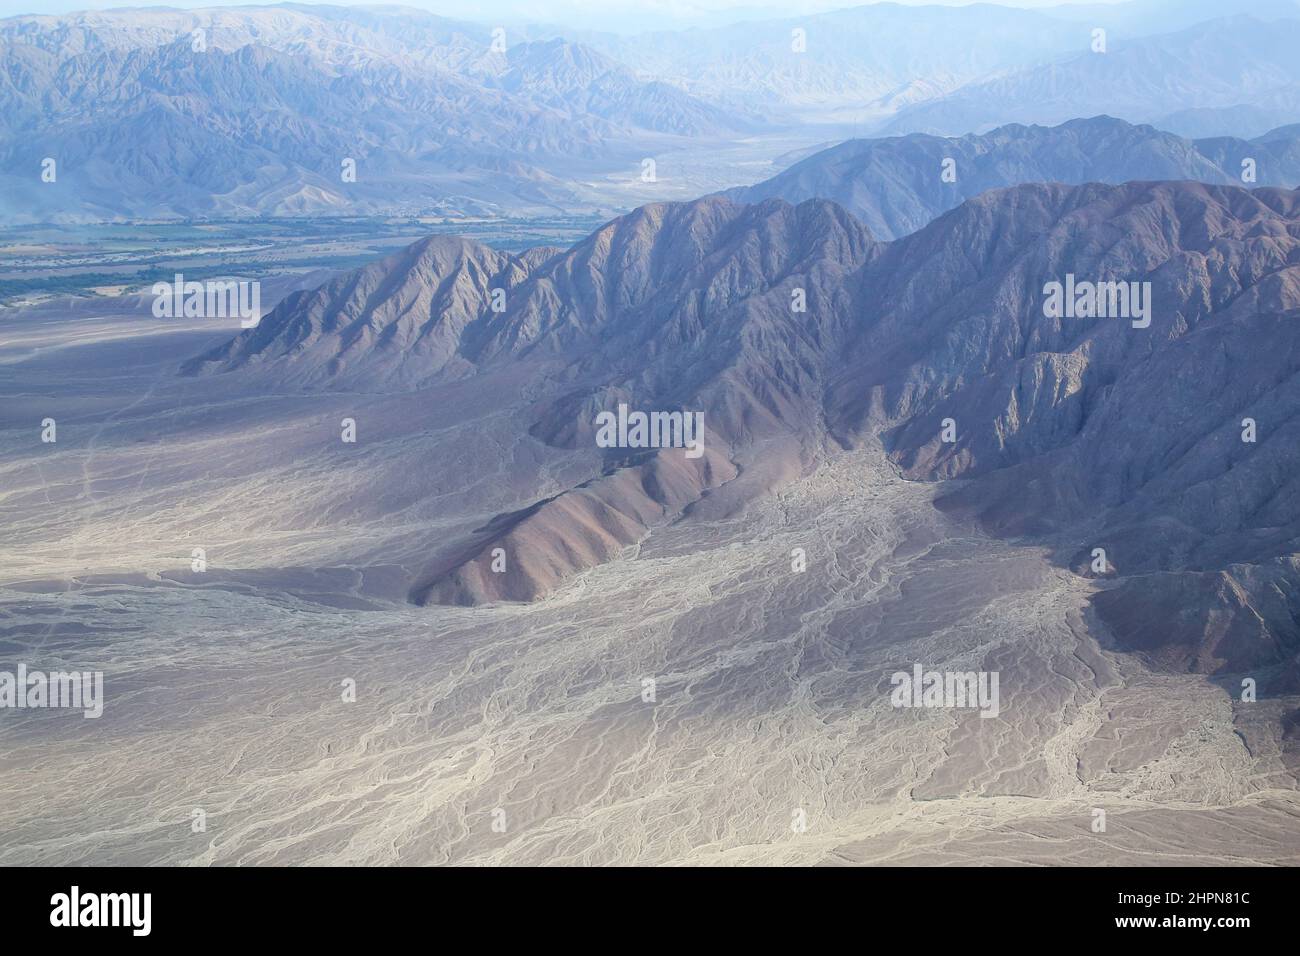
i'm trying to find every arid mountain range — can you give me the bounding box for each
[3,0,1299,870]
[184,180,1300,714]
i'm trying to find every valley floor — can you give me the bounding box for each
[0,298,1295,865]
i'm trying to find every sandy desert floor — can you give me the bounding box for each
[0,298,1296,865]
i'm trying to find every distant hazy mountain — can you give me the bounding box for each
[0,7,743,221]
[726,116,1300,239]
[574,1,1300,127]
[1032,0,1300,35]
[579,3,1088,120]
[883,15,1300,138]
[0,5,560,72]
[488,38,743,137]
[0,37,607,221]
[187,181,1300,697]
[6,3,1300,222]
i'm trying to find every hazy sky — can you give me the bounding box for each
[0,0,1135,32]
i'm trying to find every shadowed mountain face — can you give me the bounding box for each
[411,447,738,606]
[727,116,1300,240]
[839,182,1300,683]
[188,181,1300,695]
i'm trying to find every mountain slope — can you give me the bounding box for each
[186,194,880,601]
